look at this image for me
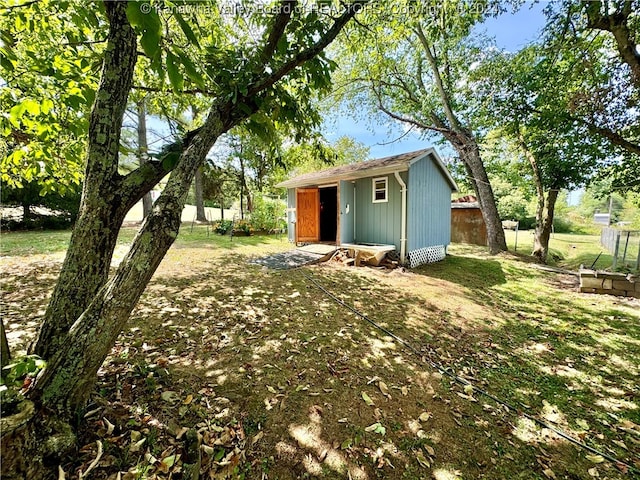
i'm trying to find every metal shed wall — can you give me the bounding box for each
[286,188,296,242]
[353,172,405,251]
[339,181,355,244]
[407,155,453,251]
[451,206,487,245]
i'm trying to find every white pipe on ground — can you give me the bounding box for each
[394,171,407,265]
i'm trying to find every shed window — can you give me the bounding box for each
[372,177,388,203]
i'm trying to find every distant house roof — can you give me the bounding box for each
[276,148,458,190]
[451,202,480,209]
[453,195,477,203]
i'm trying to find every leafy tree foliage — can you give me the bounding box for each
[0,2,101,196]
[1,2,367,477]
[335,0,508,253]
[542,0,640,193]
[474,37,615,261]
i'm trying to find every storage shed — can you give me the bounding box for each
[276,148,458,267]
[451,197,488,246]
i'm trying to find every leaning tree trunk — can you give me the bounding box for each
[4,2,362,477]
[446,130,507,254]
[3,109,235,480]
[412,25,507,254]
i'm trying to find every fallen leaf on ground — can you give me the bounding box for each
[586,454,605,464]
[378,381,391,398]
[361,391,375,407]
[364,423,386,435]
[161,391,180,403]
[129,438,146,453]
[419,412,432,422]
[252,431,264,445]
[415,451,430,468]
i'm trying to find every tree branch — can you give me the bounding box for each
[373,87,450,134]
[584,0,640,88]
[413,24,462,131]
[132,85,216,96]
[3,0,38,11]
[247,1,368,97]
[587,123,640,156]
[259,0,296,64]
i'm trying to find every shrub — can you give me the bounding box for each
[552,216,574,233]
[248,197,285,232]
[233,219,252,235]
[212,219,233,235]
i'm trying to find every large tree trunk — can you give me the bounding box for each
[137,99,153,219]
[31,1,139,361]
[445,130,507,254]
[520,135,558,264]
[412,26,507,255]
[532,189,559,264]
[194,166,207,221]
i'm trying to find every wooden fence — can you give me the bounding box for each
[600,227,640,270]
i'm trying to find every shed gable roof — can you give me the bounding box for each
[276,147,457,191]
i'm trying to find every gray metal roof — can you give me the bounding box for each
[276,147,458,190]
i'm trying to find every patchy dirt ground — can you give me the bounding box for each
[1,229,639,479]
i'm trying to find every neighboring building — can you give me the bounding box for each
[594,213,611,225]
[451,196,488,246]
[276,148,458,267]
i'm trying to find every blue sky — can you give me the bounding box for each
[322,1,548,160]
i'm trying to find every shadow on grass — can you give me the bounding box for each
[2,242,638,479]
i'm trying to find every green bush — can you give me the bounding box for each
[552,216,575,233]
[212,219,233,235]
[233,219,252,235]
[248,197,285,232]
[1,180,81,230]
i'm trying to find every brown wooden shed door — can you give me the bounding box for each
[296,188,319,243]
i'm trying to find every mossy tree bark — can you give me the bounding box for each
[5,3,363,477]
[32,0,144,361]
[30,107,233,415]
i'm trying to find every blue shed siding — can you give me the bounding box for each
[287,188,296,242]
[353,172,406,251]
[339,181,355,244]
[407,154,452,251]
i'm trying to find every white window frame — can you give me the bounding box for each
[372,176,388,203]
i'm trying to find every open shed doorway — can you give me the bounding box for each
[319,186,337,243]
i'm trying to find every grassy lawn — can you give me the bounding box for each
[504,230,639,272]
[1,227,639,479]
